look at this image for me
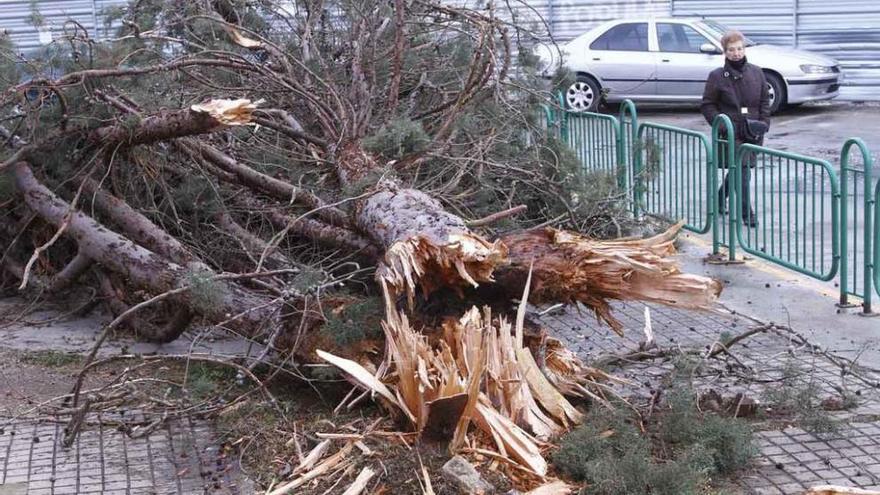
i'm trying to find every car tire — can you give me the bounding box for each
[564,76,601,113]
[765,72,785,115]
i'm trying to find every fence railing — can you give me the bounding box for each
[840,138,875,313]
[711,115,737,260]
[547,96,878,314]
[637,122,714,234]
[619,100,638,209]
[875,179,880,300]
[735,144,840,281]
[564,112,623,183]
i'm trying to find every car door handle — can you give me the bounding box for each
[592,57,601,61]
[661,59,671,62]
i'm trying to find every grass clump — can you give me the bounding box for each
[19,350,81,367]
[760,358,853,435]
[185,362,238,400]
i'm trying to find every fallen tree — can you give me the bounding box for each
[1,0,722,484]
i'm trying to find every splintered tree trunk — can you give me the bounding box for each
[334,143,506,302]
[495,226,722,333]
[357,181,506,301]
[12,162,280,334]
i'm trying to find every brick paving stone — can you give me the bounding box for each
[0,415,251,494]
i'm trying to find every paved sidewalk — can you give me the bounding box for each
[541,300,880,494]
[0,413,252,494]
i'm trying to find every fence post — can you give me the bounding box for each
[711,115,736,260]
[840,138,876,314]
[840,149,851,308]
[875,179,880,302]
[556,91,569,145]
[619,100,639,216]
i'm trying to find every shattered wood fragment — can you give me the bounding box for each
[228,28,264,48]
[525,480,574,495]
[497,221,722,333]
[341,466,376,495]
[266,442,353,495]
[424,393,469,440]
[295,439,331,473]
[516,347,584,427]
[189,98,260,126]
[806,488,880,495]
[473,399,547,476]
[315,350,406,418]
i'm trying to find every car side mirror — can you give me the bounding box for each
[700,43,721,55]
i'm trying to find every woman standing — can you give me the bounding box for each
[701,30,771,227]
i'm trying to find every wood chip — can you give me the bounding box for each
[805,487,880,495]
[295,439,331,474]
[354,440,373,455]
[315,433,364,440]
[525,480,573,495]
[267,443,353,495]
[316,350,405,415]
[341,466,376,495]
[190,99,259,126]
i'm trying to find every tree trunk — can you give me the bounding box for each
[13,162,281,335]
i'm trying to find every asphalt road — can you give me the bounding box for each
[607,100,880,167]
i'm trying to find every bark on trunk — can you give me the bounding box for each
[80,178,198,267]
[48,250,93,292]
[13,162,279,334]
[89,101,250,147]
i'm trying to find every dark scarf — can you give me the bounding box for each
[725,56,747,73]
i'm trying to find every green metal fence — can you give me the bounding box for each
[564,112,622,179]
[875,178,880,299]
[619,100,638,207]
[734,144,840,281]
[840,138,875,313]
[637,122,714,234]
[548,97,875,312]
[711,115,737,261]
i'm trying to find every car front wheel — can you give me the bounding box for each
[565,76,601,113]
[765,72,785,114]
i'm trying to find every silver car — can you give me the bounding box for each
[538,18,843,113]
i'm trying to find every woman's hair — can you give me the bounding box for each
[721,30,746,50]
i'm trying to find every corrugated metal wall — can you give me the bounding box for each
[549,0,670,42]
[8,0,874,99]
[672,0,880,100]
[443,0,669,42]
[0,0,125,53]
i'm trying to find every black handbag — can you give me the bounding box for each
[744,119,769,142]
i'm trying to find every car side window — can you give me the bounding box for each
[590,23,649,52]
[657,23,713,53]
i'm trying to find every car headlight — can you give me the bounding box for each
[800,64,833,74]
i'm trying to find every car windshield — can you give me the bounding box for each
[696,20,758,46]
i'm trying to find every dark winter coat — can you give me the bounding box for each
[701,58,771,144]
